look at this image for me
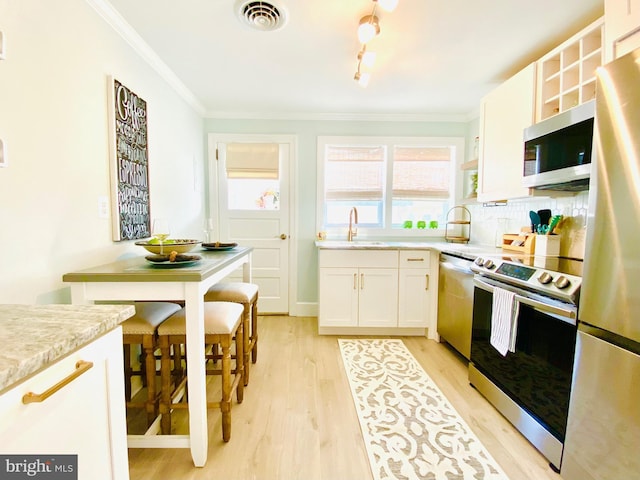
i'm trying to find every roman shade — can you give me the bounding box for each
[392,146,451,199]
[324,145,385,200]
[226,143,279,179]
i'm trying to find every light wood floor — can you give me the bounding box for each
[128,316,560,480]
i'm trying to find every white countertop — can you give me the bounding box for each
[315,240,503,260]
[0,304,135,393]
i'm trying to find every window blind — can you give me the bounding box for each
[392,146,451,199]
[226,143,279,179]
[325,145,385,200]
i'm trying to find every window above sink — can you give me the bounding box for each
[316,135,465,239]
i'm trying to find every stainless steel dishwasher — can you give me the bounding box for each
[437,252,475,360]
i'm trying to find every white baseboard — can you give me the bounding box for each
[288,302,318,317]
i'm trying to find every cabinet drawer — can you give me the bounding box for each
[319,249,399,268]
[399,250,431,269]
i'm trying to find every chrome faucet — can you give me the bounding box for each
[347,207,358,241]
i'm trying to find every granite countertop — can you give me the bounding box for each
[315,240,503,260]
[0,304,135,393]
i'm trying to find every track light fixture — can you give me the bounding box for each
[353,0,398,87]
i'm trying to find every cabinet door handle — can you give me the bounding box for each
[22,360,94,404]
[407,258,425,262]
[425,274,430,290]
[360,273,364,289]
[353,273,357,290]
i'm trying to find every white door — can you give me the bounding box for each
[208,134,294,314]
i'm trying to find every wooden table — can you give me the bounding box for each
[62,246,252,467]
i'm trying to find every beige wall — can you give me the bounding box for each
[0,0,205,303]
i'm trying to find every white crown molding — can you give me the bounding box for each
[86,0,206,116]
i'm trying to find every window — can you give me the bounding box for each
[225,143,280,210]
[317,136,464,236]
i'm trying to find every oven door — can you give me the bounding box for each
[470,276,578,442]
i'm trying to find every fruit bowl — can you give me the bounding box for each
[135,239,201,254]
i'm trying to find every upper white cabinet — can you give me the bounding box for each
[537,18,604,121]
[605,0,640,60]
[477,63,536,202]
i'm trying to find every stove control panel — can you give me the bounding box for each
[471,257,581,303]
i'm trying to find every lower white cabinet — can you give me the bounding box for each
[319,250,399,328]
[318,267,359,326]
[0,327,129,479]
[398,250,432,328]
[318,248,435,335]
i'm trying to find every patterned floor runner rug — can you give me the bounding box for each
[338,338,510,480]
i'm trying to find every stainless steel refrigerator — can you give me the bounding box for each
[561,48,640,479]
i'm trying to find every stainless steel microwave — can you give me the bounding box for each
[523,100,595,191]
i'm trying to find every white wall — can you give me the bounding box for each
[0,0,205,304]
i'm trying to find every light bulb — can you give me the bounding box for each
[354,71,371,88]
[376,0,399,12]
[359,50,377,68]
[357,15,380,43]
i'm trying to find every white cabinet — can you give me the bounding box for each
[605,0,640,60]
[537,18,604,120]
[357,267,399,327]
[318,267,359,327]
[318,248,437,336]
[318,250,398,329]
[0,327,129,479]
[398,250,433,328]
[478,62,536,202]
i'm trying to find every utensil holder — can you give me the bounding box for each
[534,235,560,256]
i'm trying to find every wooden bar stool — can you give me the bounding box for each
[157,302,244,441]
[122,301,182,426]
[204,282,258,386]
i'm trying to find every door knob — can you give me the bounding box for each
[280,234,288,240]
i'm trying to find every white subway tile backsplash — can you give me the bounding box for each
[464,192,589,258]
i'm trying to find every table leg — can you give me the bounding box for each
[184,286,208,467]
[242,253,252,282]
[69,283,91,304]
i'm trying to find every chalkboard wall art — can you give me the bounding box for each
[108,77,151,241]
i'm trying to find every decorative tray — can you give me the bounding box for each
[202,242,238,251]
[145,254,202,268]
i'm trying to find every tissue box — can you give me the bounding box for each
[535,235,560,256]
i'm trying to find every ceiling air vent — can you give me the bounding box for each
[235,0,288,32]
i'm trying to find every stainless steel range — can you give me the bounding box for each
[469,254,583,471]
